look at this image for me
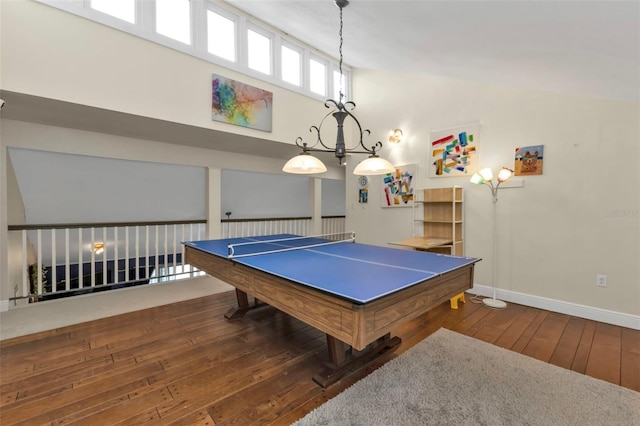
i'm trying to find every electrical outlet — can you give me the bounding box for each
[596,274,607,287]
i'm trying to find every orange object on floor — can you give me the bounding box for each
[449,292,466,309]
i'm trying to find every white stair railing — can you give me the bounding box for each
[8,220,206,302]
[8,216,345,303]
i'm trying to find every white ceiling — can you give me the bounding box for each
[226,0,640,101]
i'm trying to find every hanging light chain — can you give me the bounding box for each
[338,3,344,104]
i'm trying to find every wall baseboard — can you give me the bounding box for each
[472,284,640,330]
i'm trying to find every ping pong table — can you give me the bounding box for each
[183,233,479,387]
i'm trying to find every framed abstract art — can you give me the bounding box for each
[211,74,273,132]
[429,124,480,178]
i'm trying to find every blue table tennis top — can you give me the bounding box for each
[184,234,479,304]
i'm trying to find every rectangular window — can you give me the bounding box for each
[207,10,236,62]
[281,45,301,86]
[309,59,326,96]
[248,28,272,75]
[90,0,135,23]
[333,70,344,101]
[156,0,191,44]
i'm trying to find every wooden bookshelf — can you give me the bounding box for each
[393,187,464,256]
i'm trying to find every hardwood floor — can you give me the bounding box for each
[1,290,638,425]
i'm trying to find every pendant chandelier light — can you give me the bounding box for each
[282,0,395,176]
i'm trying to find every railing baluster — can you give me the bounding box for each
[114,227,119,284]
[180,224,185,269]
[173,224,177,270]
[145,225,150,280]
[134,225,140,281]
[37,229,42,295]
[78,228,83,289]
[51,229,57,293]
[65,228,70,291]
[164,224,168,274]
[103,226,108,285]
[22,230,28,297]
[155,225,159,276]
[125,226,130,283]
[90,227,96,287]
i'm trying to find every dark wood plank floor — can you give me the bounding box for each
[1,290,638,425]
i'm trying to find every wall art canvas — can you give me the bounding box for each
[514,145,544,176]
[429,124,480,178]
[358,175,369,203]
[211,74,273,132]
[381,164,416,208]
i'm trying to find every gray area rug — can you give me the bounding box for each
[293,328,640,426]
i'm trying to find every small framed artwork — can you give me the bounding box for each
[381,164,416,208]
[429,123,480,177]
[514,145,544,176]
[211,74,273,132]
[358,175,369,203]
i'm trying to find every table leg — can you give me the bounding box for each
[224,288,265,320]
[313,333,401,389]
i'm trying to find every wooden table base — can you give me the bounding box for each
[224,289,266,320]
[225,289,401,388]
[312,333,402,389]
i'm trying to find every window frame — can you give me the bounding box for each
[154,0,192,46]
[280,40,304,88]
[309,54,329,98]
[245,22,274,77]
[35,0,351,103]
[205,4,239,64]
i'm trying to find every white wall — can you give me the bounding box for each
[321,179,346,216]
[9,148,206,224]
[0,0,321,150]
[221,170,310,219]
[347,69,639,320]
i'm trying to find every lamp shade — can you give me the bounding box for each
[353,155,396,176]
[470,172,485,185]
[282,153,327,174]
[479,167,494,181]
[497,167,513,183]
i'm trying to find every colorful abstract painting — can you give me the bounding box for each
[514,145,544,176]
[381,164,416,208]
[429,124,480,178]
[211,74,273,132]
[358,175,369,203]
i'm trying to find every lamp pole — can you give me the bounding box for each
[483,192,507,309]
[470,167,512,310]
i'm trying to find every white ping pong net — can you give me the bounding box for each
[227,232,355,259]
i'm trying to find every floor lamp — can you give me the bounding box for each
[470,167,513,309]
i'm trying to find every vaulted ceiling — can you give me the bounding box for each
[227,0,640,101]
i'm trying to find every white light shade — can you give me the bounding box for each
[479,167,493,181]
[353,156,395,176]
[497,167,513,183]
[282,153,327,174]
[470,172,484,185]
